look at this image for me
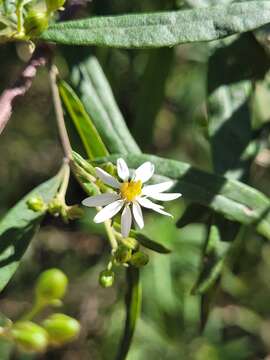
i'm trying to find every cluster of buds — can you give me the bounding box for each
[99,240,149,288]
[27,194,84,223]
[0,0,66,43]
[0,269,80,353]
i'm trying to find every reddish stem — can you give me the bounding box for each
[0,45,51,134]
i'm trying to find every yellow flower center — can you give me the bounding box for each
[120,180,142,202]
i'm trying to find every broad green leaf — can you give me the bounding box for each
[0,174,61,292]
[177,203,210,228]
[69,56,140,154]
[59,80,109,160]
[116,267,141,360]
[96,153,270,240]
[41,2,270,48]
[133,48,174,149]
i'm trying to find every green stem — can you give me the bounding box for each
[58,161,70,201]
[21,300,46,321]
[103,217,118,251]
[16,0,24,35]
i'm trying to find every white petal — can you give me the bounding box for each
[151,207,173,218]
[137,198,173,217]
[95,167,120,188]
[121,205,132,238]
[142,181,175,195]
[134,162,155,183]
[148,192,182,201]
[132,202,144,229]
[117,158,130,181]
[93,200,124,223]
[137,197,164,211]
[82,193,120,207]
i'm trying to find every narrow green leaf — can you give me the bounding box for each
[59,80,109,160]
[69,56,141,154]
[96,153,270,240]
[133,48,174,149]
[114,223,171,254]
[132,231,171,254]
[0,174,61,292]
[41,2,270,48]
[192,222,230,295]
[116,267,141,360]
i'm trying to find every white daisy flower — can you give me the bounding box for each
[82,158,182,238]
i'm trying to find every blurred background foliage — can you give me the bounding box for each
[1,0,270,359]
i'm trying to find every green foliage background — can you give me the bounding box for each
[2,0,270,359]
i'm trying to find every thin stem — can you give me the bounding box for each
[21,300,46,321]
[103,216,118,251]
[49,64,73,160]
[58,160,70,201]
[16,0,24,35]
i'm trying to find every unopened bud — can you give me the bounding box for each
[27,195,46,212]
[35,268,68,302]
[42,313,80,346]
[129,251,149,267]
[11,321,48,353]
[46,0,66,13]
[48,197,63,216]
[99,270,115,288]
[114,245,132,264]
[122,237,138,250]
[24,12,49,38]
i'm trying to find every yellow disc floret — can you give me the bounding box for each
[120,180,142,202]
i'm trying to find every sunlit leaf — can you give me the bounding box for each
[41,2,270,48]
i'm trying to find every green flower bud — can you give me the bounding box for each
[11,321,48,353]
[48,197,63,216]
[35,269,68,302]
[46,0,66,13]
[129,251,149,267]
[42,313,80,346]
[114,245,132,264]
[27,195,46,212]
[122,237,138,250]
[99,270,115,288]
[24,12,49,38]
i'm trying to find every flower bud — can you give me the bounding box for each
[129,251,149,267]
[27,195,46,212]
[24,12,49,38]
[114,245,132,264]
[48,197,63,216]
[99,270,115,288]
[122,237,138,250]
[11,321,48,353]
[42,313,80,346]
[35,269,68,302]
[46,0,66,13]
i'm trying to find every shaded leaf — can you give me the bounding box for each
[116,267,141,360]
[59,80,109,160]
[69,56,140,154]
[0,174,61,292]
[192,222,230,295]
[41,2,270,48]
[133,48,174,149]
